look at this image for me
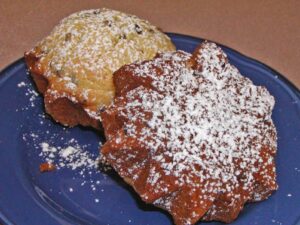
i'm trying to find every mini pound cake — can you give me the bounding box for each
[100,42,277,225]
[25,8,175,129]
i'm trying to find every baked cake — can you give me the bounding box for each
[100,42,277,224]
[25,8,175,129]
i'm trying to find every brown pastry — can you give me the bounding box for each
[25,8,175,129]
[100,41,278,225]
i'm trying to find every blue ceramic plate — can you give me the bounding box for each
[0,33,299,225]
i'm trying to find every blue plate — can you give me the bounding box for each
[0,33,299,225]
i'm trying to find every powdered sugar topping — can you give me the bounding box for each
[104,42,277,205]
[29,8,175,118]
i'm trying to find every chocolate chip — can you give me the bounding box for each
[93,10,101,15]
[103,20,112,27]
[56,69,63,77]
[119,33,127,39]
[65,33,72,42]
[192,71,200,77]
[134,24,143,34]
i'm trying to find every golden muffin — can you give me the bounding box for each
[25,8,175,129]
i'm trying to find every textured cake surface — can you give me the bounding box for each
[100,42,278,225]
[25,8,175,128]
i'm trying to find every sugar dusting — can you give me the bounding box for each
[17,78,39,110]
[102,42,278,223]
[27,8,175,119]
[17,76,110,204]
[22,130,105,188]
[39,139,98,171]
[271,219,283,225]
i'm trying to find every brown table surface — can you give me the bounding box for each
[0,0,299,88]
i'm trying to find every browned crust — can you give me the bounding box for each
[100,47,278,225]
[24,51,101,130]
